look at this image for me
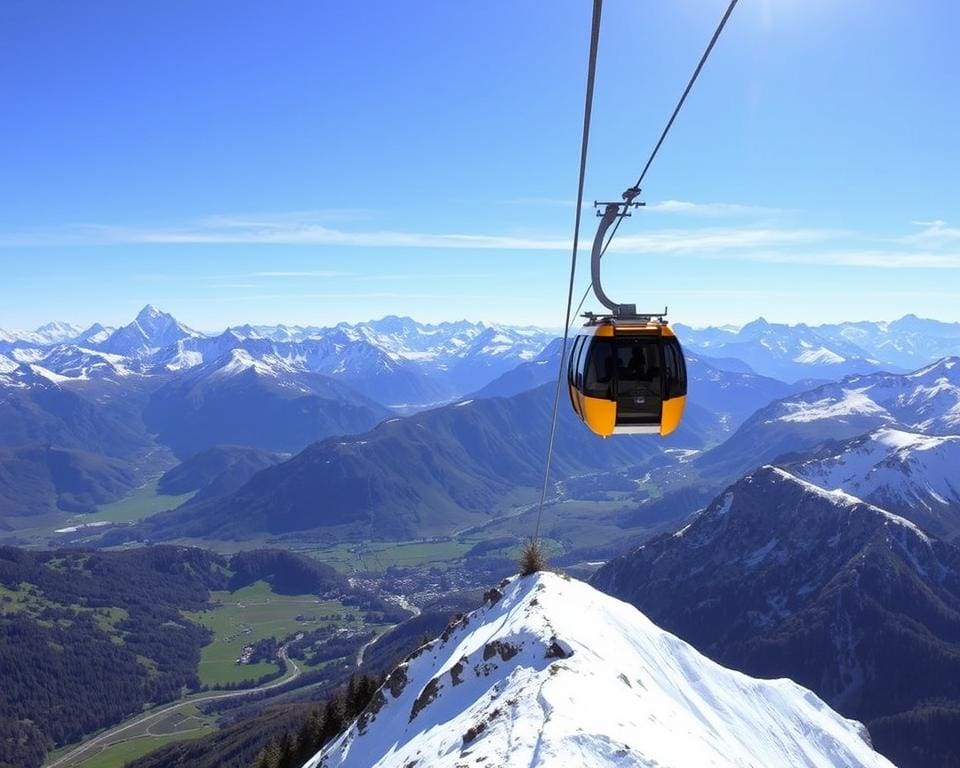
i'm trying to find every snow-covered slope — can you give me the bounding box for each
[32,345,138,380]
[791,427,960,539]
[333,316,551,366]
[696,356,960,481]
[204,348,296,381]
[591,465,960,765]
[306,572,891,768]
[773,357,960,433]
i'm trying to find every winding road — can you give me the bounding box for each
[45,645,301,768]
[355,595,421,668]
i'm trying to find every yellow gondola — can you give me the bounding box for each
[567,197,688,437]
[567,316,686,437]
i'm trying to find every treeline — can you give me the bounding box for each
[0,545,226,768]
[127,703,318,768]
[126,673,382,768]
[871,705,960,768]
[251,674,382,768]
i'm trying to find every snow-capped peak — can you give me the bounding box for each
[307,572,891,768]
[98,305,198,359]
[208,348,283,379]
[136,303,163,321]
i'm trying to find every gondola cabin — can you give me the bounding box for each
[567,318,687,437]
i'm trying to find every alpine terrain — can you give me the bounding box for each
[304,572,893,768]
[593,465,960,767]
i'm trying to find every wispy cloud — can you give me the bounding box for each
[0,212,823,253]
[206,292,500,302]
[608,227,830,253]
[899,220,960,247]
[3,210,959,268]
[144,228,567,250]
[729,248,960,269]
[500,198,785,217]
[66,220,567,251]
[247,271,353,278]
[644,200,787,217]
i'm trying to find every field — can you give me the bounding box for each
[0,478,194,547]
[92,479,195,523]
[55,704,218,768]
[306,539,475,574]
[185,580,364,686]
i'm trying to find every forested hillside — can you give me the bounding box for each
[0,546,225,768]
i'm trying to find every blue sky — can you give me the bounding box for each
[1,0,958,332]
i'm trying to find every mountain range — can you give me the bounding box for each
[1,306,556,408]
[4,308,960,546]
[593,465,960,767]
[128,382,715,542]
[613,355,960,554]
[0,308,558,524]
[693,356,960,483]
[142,349,390,457]
[6,308,960,403]
[5,308,960,766]
[676,315,960,381]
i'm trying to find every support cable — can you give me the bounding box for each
[532,0,604,543]
[574,0,740,323]
[533,0,740,544]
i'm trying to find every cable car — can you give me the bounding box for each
[567,197,688,437]
[567,316,686,437]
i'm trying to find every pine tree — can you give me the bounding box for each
[253,743,278,768]
[295,708,325,764]
[321,693,345,743]
[353,675,377,715]
[345,675,359,716]
[276,731,296,768]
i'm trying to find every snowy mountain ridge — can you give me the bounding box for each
[0,307,556,405]
[306,571,892,768]
[0,320,84,346]
[590,463,960,766]
[790,426,960,539]
[676,314,960,381]
[767,357,960,433]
